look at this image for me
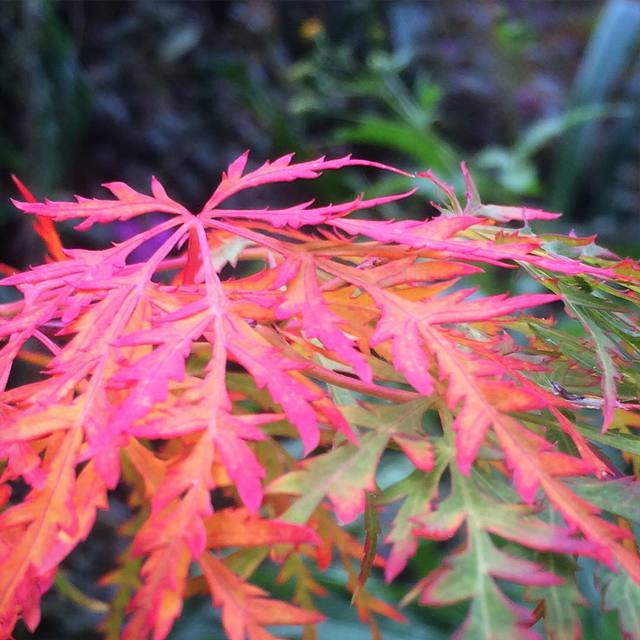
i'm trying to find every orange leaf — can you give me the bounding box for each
[199,553,324,640]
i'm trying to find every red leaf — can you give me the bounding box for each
[199,553,324,640]
[12,177,188,230]
[2,151,639,640]
[201,151,412,211]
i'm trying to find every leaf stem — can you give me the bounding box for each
[54,570,109,614]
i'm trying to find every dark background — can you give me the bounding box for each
[1,0,639,269]
[1,1,639,638]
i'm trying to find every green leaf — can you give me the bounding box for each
[526,555,585,640]
[601,569,640,640]
[336,117,457,173]
[516,104,626,159]
[267,432,389,525]
[414,468,583,639]
[341,399,435,471]
[529,322,599,372]
[268,399,435,525]
[559,281,621,429]
[380,445,451,582]
[454,580,537,640]
[575,423,640,456]
[566,477,640,523]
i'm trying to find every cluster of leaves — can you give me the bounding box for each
[1,152,640,640]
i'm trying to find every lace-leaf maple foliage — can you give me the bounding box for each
[1,152,640,639]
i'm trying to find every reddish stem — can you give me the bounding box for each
[181,226,202,285]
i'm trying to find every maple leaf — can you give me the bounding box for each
[11,177,189,229]
[600,568,640,640]
[274,257,373,383]
[199,151,412,212]
[0,432,107,636]
[525,555,586,640]
[412,467,594,640]
[268,399,434,524]
[204,508,320,548]
[378,445,451,582]
[199,552,324,640]
[1,153,640,640]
